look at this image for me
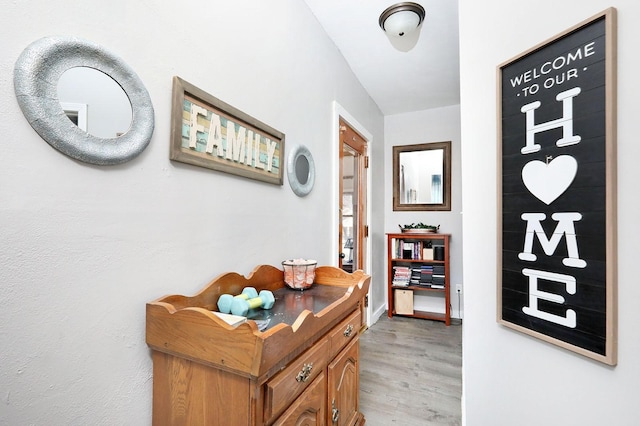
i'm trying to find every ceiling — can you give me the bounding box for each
[302,0,460,116]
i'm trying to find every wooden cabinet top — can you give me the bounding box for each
[146,265,370,382]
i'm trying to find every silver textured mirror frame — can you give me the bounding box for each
[287,145,315,197]
[14,36,154,165]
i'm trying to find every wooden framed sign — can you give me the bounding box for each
[170,76,285,185]
[497,8,617,365]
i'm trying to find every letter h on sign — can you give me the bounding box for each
[520,87,582,154]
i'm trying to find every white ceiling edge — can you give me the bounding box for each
[303,0,461,115]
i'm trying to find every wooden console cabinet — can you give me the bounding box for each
[146,265,370,426]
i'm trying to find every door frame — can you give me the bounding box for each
[331,101,374,326]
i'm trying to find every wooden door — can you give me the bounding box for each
[339,119,367,274]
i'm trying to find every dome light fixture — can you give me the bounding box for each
[378,2,426,37]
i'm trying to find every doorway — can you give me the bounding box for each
[339,119,368,275]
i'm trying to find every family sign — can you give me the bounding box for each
[498,9,617,365]
[170,77,285,185]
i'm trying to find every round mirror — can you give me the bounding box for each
[57,67,133,138]
[14,36,154,165]
[295,154,310,185]
[287,145,315,197]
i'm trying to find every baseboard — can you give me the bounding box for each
[368,304,386,327]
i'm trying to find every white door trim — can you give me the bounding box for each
[331,101,374,327]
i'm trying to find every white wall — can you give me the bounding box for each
[460,1,640,424]
[0,1,384,424]
[384,105,463,318]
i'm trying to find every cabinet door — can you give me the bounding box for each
[327,338,359,426]
[272,372,326,426]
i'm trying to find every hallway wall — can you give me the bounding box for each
[384,105,463,318]
[0,1,384,424]
[459,1,640,424]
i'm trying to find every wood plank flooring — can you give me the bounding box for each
[359,314,462,426]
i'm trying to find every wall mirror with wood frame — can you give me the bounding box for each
[393,141,451,211]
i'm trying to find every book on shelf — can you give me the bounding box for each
[403,244,413,259]
[415,283,444,289]
[433,265,445,274]
[432,275,446,286]
[393,266,411,275]
[391,238,436,260]
[402,241,422,259]
[392,265,411,286]
[418,265,432,284]
[391,238,402,259]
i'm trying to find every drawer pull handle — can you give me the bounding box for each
[332,399,340,423]
[343,324,354,337]
[295,363,313,383]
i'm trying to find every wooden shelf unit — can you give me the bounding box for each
[146,264,370,426]
[386,233,451,325]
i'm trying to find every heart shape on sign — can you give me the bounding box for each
[521,155,577,205]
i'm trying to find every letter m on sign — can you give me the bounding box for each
[519,212,586,268]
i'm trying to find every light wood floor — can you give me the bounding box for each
[359,314,462,426]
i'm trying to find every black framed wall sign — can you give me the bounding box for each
[497,8,617,365]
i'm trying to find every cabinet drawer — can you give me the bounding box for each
[264,337,330,423]
[328,309,361,359]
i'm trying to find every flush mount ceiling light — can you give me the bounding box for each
[378,2,426,37]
